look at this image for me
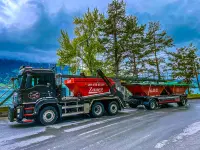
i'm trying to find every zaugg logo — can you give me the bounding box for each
[89,87,104,94]
[28,91,40,100]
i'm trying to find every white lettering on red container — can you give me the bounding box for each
[149,88,159,93]
[88,82,106,94]
[89,87,104,94]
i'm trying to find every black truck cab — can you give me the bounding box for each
[9,66,61,123]
[15,66,56,104]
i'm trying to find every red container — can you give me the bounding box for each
[125,84,164,96]
[64,78,115,96]
[168,86,188,95]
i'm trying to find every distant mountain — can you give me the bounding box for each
[0,59,55,84]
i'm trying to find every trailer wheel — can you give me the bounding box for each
[145,99,157,110]
[91,102,104,118]
[107,101,119,115]
[39,106,58,125]
[129,104,138,108]
[177,98,187,106]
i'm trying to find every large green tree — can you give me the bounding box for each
[57,8,104,75]
[122,15,146,77]
[101,0,126,77]
[146,22,173,79]
[57,30,77,72]
[168,43,198,88]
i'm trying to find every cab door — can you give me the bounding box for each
[22,73,56,103]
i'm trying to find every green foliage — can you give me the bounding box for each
[146,22,174,79]
[57,8,105,75]
[122,15,146,77]
[168,43,197,84]
[101,0,126,77]
[57,30,77,73]
[57,0,199,81]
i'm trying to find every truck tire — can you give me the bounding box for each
[145,99,157,110]
[177,98,187,106]
[91,102,104,118]
[129,104,138,108]
[107,101,119,115]
[39,106,58,125]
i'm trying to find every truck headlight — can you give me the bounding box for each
[17,109,20,113]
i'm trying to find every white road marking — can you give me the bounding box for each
[84,131,103,138]
[173,121,200,142]
[64,115,133,133]
[65,113,154,133]
[64,121,105,132]
[49,119,91,129]
[78,122,120,136]
[80,128,134,150]
[50,113,135,129]
[155,140,168,149]
[120,109,137,113]
[80,126,151,150]
[0,127,46,145]
[155,121,200,149]
[0,135,55,150]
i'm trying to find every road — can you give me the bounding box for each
[1,100,200,150]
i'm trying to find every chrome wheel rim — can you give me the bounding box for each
[43,110,55,123]
[150,101,156,109]
[110,104,117,113]
[94,105,102,115]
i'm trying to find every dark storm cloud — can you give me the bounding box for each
[0,0,200,62]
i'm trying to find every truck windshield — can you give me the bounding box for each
[18,75,27,89]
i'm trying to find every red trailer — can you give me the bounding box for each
[124,82,189,110]
[125,84,164,96]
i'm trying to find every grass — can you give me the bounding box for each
[188,94,200,99]
[0,107,8,113]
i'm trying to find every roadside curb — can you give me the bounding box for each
[0,107,8,117]
[188,98,200,100]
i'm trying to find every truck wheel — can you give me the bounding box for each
[145,99,157,110]
[107,101,119,115]
[39,106,58,125]
[129,104,138,108]
[177,98,187,106]
[91,102,104,118]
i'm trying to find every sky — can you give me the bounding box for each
[0,0,199,63]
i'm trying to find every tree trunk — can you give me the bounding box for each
[153,33,161,80]
[154,51,161,80]
[133,53,138,78]
[114,31,118,78]
[195,66,200,91]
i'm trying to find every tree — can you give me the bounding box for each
[194,58,200,91]
[57,30,77,73]
[57,8,105,75]
[168,43,198,92]
[146,22,173,79]
[122,15,146,77]
[101,0,126,77]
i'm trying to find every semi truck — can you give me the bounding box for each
[8,66,126,125]
[8,66,189,125]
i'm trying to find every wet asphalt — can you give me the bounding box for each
[1,100,200,150]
